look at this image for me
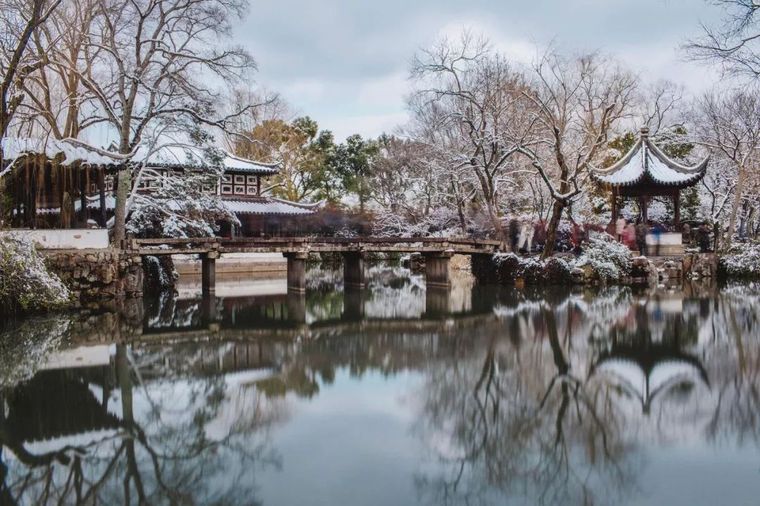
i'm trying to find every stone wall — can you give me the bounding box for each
[43,249,143,308]
[681,253,718,280]
[472,252,719,287]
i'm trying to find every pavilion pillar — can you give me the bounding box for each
[98,167,107,227]
[640,196,648,223]
[674,189,681,228]
[285,251,308,293]
[425,252,452,289]
[608,186,618,235]
[79,168,88,225]
[343,252,365,288]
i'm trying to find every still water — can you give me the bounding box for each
[1,266,760,506]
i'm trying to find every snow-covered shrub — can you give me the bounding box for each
[543,257,572,284]
[720,242,760,278]
[573,232,632,282]
[0,236,71,313]
[486,253,571,285]
[372,207,462,238]
[127,159,239,239]
[143,255,179,292]
[0,315,69,386]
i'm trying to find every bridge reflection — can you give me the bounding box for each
[4,280,753,506]
[143,279,504,337]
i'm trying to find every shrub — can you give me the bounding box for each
[573,232,632,282]
[720,242,760,278]
[0,236,71,313]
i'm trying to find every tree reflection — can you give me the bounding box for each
[3,282,760,505]
[0,339,284,505]
[414,292,646,506]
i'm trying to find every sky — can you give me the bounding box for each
[234,0,726,141]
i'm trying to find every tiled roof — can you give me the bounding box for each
[591,129,708,188]
[134,145,279,175]
[222,197,318,216]
[2,137,125,167]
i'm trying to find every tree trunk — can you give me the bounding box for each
[542,199,565,260]
[113,167,131,246]
[726,164,745,249]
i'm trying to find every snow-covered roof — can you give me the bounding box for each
[222,197,319,216]
[590,128,708,188]
[2,137,125,167]
[27,195,319,218]
[134,144,279,175]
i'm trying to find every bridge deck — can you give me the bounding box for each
[131,236,503,256]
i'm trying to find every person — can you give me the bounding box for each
[650,221,663,256]
[518,220,534,254]
[697,222,711,253]
[635,220,648,256]
[571,222,586,254]
[533,220,547,254]
[682,222,691,247]
[616,215,627,242]
[624,221,636,249]
[508,217,520,253]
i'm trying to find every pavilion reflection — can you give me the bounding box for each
[590,293,710,415]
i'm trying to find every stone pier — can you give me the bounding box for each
[286,292,307,324]
[285,251,308,293]
[200,250,219,295]
[343,252,366,288]
[424,252,452,288]
[425,286,452,317]
[343,286,366,320]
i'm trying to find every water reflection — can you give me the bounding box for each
[1,272,759,505]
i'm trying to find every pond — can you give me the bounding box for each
[1,267,760,506]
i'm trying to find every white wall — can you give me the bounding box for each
[2,229,110,249]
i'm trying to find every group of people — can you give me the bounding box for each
[615,215,713,255]
[506,216,592,255]
[507,217,546,254]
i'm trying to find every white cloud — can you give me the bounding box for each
[355,73,410,109]
[326,112,410,141]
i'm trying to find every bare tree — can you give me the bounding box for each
[515,51,637,259]
[686,0,760,80]
[409,33,528,241]
[0,0,62,152]
[14,0,101,139]
[693,88,760,246]
[61,0,256,244]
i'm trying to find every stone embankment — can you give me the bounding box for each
[472,252,718,287]
[44,249,144,308]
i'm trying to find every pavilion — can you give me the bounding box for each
[591,127,709,232]
[1,137,318,235]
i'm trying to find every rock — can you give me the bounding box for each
[570,267,585,284]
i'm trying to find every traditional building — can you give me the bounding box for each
[1,138,317,235]
[590,127,709,229]
[134,145,319,236]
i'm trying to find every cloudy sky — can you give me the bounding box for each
[234,0,725,140]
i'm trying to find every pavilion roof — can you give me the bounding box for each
[590,128,708,189]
